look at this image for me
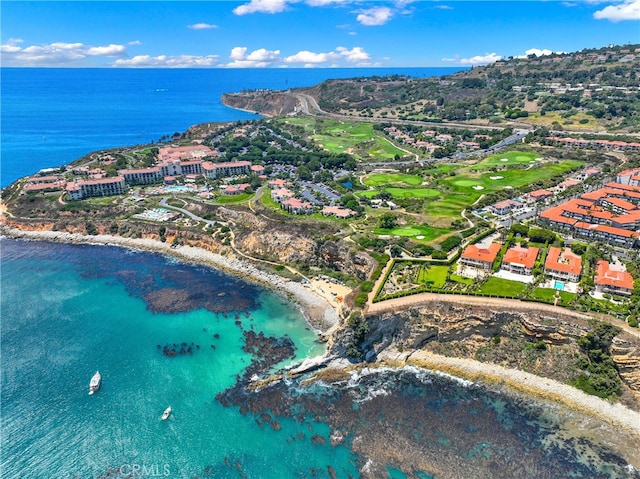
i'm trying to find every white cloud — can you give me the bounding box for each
[233,0,293,15]
[188,23,218,30]
[225,46,281,67]
[395,0,416,6]
[246,48,281,61]
[230,47,248,60]
[433,4,453,10]
[233,0,351,14]
[356,6,393,25]
[112,54,219,68]
[1,43,22,53]
[284,50,332,63]
[282,46,372,66]
[87,44,128,56]
[336,46,370,62]
[442,52,502,66]
[128,40,142,46]
[0,40,128,66]
[306,0,347,5]
[520,48,557,58]
[593,0,640,21]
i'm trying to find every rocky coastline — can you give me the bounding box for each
[3,224,640,468]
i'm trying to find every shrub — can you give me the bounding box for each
[354,293,369,308]
[438,235,462,252]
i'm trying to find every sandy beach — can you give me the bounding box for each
[0,226,340,333]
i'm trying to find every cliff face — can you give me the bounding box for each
[221,92,299,117]
[217,207,375,280]
[331,302,640,407]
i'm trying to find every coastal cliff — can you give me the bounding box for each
[328,301,640,410]
[221,91,299,117]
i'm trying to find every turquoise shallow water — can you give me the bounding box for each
[2,238,638,479]
[1,239,353,478]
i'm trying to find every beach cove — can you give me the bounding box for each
[2,224,640,477]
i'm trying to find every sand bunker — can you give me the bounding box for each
[416,235,425,240]
[490,176,504,180]
[500,158,509,162]
[503,186,513,189]
[473,185,485,190]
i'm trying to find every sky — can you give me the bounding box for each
[1,0,639,68]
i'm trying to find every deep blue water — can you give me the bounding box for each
[0,67,462,187]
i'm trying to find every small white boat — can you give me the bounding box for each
[88,371,101,395]
[161,406,172,421]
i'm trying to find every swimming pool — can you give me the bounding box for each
[554,281,565,291]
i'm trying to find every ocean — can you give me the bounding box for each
[3,239,638,479]
[0,67,461,187]
[1,67,639,478]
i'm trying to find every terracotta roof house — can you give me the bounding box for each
[460,243,501,271]
[281,197,314,215]
[544,247,582,282]
[270,187,294,203]
[595,260,635,297]
[321,205,356,219]
[528,190,554,202]
[221,183,250,195]
[493,199,519,215]
[501,245,539,276]
[268,179,291,188]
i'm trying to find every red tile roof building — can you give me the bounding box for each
[66,176,126,200]
[201,160,251,179]
[321,205,356,219]
[616,168,640,187]
[460,243,502,271]
[540,180,640,248]
[501,245,539,275]
[544,247,582,282]
[528,189,554,201]
[281,198,314,215]
[595,260,634,296]
[493,199,519,215]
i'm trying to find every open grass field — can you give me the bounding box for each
[425,193,480,220]
[479,277,526,297]
[525,111,604,131]
[444,159,583,195]
[470,151,541,170]
[384,187,441,199]
[531,288,576,306]
[364,172,424,187]
[359,151,582,226]
[416,265,449,288]
[298,119,408,160]
[374,224,450,241]
[215,193,253,204]
[416,265,475,287]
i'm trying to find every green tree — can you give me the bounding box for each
[379,213,397,230]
